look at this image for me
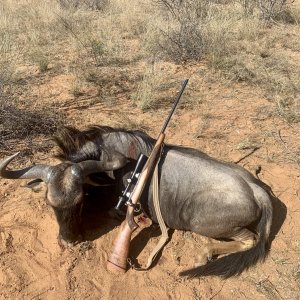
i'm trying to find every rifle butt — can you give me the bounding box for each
[107,219,138,274]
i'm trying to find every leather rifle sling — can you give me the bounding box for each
[128,157,169,271]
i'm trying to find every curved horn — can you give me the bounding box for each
[78,152,128,177]
[0,152,53,182]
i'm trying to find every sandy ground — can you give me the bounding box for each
[0,66,300,299]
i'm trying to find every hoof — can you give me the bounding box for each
[194,247,213,267]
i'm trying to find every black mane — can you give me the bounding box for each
[53,125,154,162]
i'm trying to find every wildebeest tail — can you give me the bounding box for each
[179,188,272,278]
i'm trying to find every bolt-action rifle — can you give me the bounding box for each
[107,79,189,273]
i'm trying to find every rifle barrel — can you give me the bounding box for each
[160,79,189,134]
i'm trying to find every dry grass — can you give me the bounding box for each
[142,1,300,122]
[0,1,70,152]
[57,0,109,10]
[133,65,172,111]
[113,113,150,131]
[0,98,65,152]
[1,0,300,154]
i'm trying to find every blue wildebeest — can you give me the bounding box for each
[0,125,273,277]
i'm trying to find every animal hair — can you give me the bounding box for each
[53,125,154,162]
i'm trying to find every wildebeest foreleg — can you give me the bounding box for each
[194,229,257,267]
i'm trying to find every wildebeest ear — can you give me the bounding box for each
[78,152,128,177]
[21,179,45,192]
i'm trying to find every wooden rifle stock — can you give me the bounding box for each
[107,133,165,273]
[107,79,188,273]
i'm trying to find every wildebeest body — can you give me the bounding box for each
[0,126,273,277]
[146,147,262,237]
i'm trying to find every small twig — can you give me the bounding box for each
[54,12,98,65]
[277,129,290,152]
[54,12,85,48]
[209,281,226,300]
[256,277,284,300]
[234,146,261,164]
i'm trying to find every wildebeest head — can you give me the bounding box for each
[0,152,127,245]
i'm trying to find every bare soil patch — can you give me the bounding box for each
[1,64,300,299]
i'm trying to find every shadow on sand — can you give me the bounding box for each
[81,183,122,241]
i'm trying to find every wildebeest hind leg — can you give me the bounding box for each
[194,228,257,267]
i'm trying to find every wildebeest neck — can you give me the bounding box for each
[102,131,154,160]
[54,126,154,162]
